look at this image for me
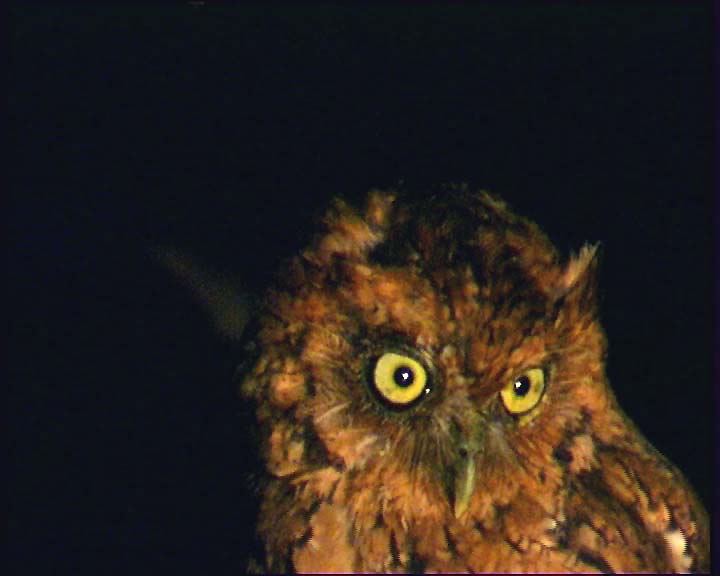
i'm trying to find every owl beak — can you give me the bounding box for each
[453,450,477,518]
[452,421,483,519]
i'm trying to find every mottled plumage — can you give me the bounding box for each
[240,188,708,573]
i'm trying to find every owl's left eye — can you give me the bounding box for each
[500,368,546,415]
[372,352,431,408]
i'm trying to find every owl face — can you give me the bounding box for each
[242,189,708,573]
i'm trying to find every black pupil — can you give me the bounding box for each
[394,366,415,388]
[514,376,531,397]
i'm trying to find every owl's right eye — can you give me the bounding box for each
[371,352,431,409]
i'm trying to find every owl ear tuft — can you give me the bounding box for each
[553,243,601,313]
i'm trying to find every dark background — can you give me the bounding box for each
[8,4,714,574]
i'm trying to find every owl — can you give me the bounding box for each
[238,187,709,573]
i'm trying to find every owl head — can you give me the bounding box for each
[243,186,605,515]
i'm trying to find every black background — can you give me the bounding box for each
[8,4,714,574]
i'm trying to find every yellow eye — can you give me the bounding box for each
[500,368,546,415]
[372,352,431,408]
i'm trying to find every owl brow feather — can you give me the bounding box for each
[550,376,592,385]
[305,320,354,350]
[546,343,592,354]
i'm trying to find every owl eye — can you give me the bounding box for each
[372,352,431,408]
[500,368,546,415]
